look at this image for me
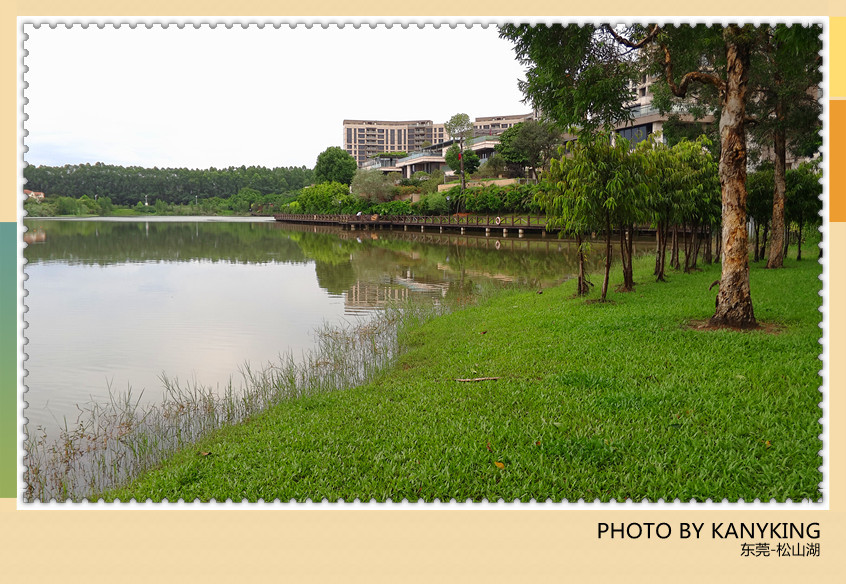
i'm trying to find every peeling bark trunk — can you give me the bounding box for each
[710,26,757,328]
[767,115,787,269]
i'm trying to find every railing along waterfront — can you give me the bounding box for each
[273,213,552,232]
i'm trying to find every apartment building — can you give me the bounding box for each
[343,114,536,167]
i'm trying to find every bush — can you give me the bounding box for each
[351,170,396,204]
[23,198,57,217]
[56,196,80,215]
[371,200,413,217]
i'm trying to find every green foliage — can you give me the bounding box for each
[639,135,721,229]
[371,200,413,217]
[56,196,80,215]
[351,169,397,204]
[314,146,358,186]
[372,151,407,159]
[422,169,445,194]
[23,197,57,217]
[297,182,351,214]
[23,162,314,206]
[444,113,473,142]
[412,192,450,215]
[499,24,643,131]
[538,131,651,298]
[445,144,480,175]
[786,160,822,228]
[495,120,561,178]
[747,164,775,226]
[476,153,507,179]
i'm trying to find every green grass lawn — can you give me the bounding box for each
[102,251,823,502]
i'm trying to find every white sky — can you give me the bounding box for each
[24,24,529,170]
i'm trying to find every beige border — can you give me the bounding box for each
[6,5,843,582]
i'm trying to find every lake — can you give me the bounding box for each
[22,216,651,434]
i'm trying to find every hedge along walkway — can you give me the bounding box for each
[103,253,823,503]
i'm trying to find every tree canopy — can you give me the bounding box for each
[23,162,313,206]
[495,120,561,179]
[314,147,358,186]
[500,23,819,328]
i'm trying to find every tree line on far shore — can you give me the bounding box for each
[23,163,314,207]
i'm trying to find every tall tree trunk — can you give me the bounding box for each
[683,222,693,272]
[710,26,757,329]
[786,223,791,256]
[692,224,702,268]
[657,222,668,280]
[753,221,760,262]
[704,225,713,264]
[601,210,612,301]
[670,225,681,270]
[654,224,661,276]
[576,233,589,295]
[767,117,787,268]
[619,225,634,291]
[760,220,769,261]
[796,218,803,260]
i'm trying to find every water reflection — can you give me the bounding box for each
[23,217,651,433]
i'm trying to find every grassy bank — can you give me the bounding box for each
[102,252,822,502]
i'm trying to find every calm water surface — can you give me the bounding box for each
[23,216,648,433]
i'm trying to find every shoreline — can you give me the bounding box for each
[90,248,823,503]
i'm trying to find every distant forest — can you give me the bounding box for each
[23,163,315,205]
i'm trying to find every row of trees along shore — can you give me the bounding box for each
[500,23,822,329]
[24,163,314,207]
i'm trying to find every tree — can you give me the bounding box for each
[785,160,822,261]
[445,113,474,193]
[445,144,480,177]
[351,170,396,204]
[749,25,822,269]
[537,132,646,301]
[314,146,357,186]
[297,182,350,214]
[499,25,642,132]
[501,23,765,328]
[477,153,507,178]
[495,120,561,180]
[746,164,776,262]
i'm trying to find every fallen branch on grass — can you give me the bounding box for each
[455,377,501,382]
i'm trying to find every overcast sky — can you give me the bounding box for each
[24,24,530,170]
